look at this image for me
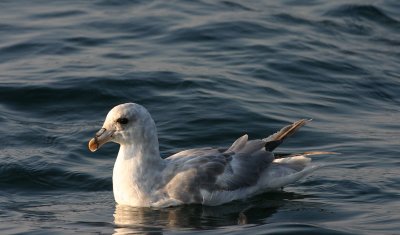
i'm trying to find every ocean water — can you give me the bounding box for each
[0,0,399,234]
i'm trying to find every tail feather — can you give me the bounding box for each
[264,119,311,152]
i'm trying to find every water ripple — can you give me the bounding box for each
[0,159,111,192]
[0,0,399,234]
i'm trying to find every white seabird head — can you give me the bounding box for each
[88,103,156,152]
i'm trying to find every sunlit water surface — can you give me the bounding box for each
[0,0,399,234]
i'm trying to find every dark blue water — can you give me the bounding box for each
[1,0,399,234]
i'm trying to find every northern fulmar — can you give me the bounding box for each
[88,103,333,207]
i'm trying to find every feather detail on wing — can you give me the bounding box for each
[163,119,321,205]
[164,134,274,199]
[215,135,274,190]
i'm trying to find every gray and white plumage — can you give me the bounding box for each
[88,103,328,207]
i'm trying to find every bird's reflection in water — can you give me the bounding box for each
[113,191,305,234]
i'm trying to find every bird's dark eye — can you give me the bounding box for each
[116,118,129,125]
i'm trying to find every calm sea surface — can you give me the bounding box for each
[0,0,399,234]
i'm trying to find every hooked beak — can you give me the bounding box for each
[88,128,115,152]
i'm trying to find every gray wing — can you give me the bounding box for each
[213,134,274,190]
[162,119,308,203]
[164,135,273,194]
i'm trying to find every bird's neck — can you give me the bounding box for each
[112,141,165,206]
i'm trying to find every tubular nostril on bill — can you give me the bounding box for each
[96,128,106,137]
